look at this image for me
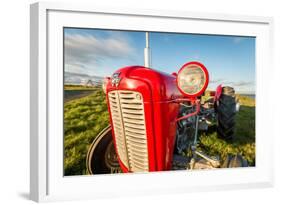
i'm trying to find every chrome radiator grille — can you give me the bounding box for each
[108,90,149,172]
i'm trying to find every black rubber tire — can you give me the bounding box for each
[216,86,236,140]
[86,125,121,174]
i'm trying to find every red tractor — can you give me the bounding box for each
[86,61,247,174]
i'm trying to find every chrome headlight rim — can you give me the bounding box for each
[176,61,209,98]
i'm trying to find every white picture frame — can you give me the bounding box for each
[30,2,274,202]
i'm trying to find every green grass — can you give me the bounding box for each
[64,88,109,175]
[198,95,255,165]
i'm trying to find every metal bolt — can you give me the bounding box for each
[136,94,142,100]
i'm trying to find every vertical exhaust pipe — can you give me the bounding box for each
[144,32,151,68]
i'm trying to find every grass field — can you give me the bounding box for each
[64,88,109,175]
[64,87,255,175]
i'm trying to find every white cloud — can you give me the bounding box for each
[210,78,224,84]
[233,37,244,44]
[64,32,135,75]
[210,78,254,87]
[231,81,254,87]
[209,78,255,93]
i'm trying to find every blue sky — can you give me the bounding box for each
[64,28,255,94]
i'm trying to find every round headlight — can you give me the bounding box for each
[177,62,209,97]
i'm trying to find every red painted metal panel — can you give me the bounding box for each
[106,66,182,172]
[105,62,209,172]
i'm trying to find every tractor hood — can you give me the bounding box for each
[106,66,183,102]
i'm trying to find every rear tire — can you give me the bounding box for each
[216,86,236,140]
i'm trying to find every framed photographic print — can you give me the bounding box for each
[30,2,274,202]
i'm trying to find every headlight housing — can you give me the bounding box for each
[177,61,209,98]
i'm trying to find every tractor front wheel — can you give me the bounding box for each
[86,125,121,174]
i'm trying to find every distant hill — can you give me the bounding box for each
[64,72,103,86]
